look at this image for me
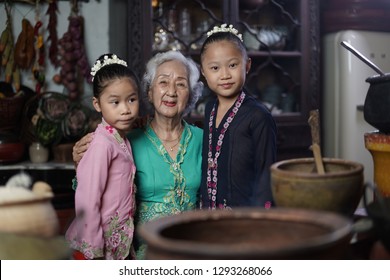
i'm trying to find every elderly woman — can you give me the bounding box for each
[72,51,204,259]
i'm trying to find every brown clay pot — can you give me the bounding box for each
[138,208,353,260]
[271,158,364,217]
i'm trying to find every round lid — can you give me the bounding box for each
[366,73,390,84]
[0,183,53,206]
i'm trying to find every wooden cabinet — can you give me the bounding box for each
[126,0,320,160]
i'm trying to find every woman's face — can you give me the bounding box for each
[149,60,190,119]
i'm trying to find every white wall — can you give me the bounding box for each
[0,0,109,103]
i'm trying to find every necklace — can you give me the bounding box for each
[163,139,180,152]
[207,92,246,209]
[151,121,183,151]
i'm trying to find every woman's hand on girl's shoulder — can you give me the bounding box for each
[73,133,94,165]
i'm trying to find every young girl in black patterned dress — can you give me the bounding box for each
[199,24,277,210]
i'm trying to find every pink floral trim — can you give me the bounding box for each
[68,211,134,260]
[105,125,114,134]
[101,120,131,157]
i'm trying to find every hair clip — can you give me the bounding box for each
[206,23,243,42]
[90,54,127,80]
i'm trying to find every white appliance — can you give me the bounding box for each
[323,30,390,186]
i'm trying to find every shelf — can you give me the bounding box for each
[182,49,302,58]
[0,161,74,170]
[248,50,302,58]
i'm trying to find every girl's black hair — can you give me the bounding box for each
[92,53,140,98]
[200,31,248,62]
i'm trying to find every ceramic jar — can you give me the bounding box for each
[270,157,364,217]
[0,181,59,238]
[365,131,390,197]
[29,142,49,163]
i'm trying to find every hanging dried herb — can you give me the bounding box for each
[46,0,59,67]
[14,18,35,70]
[0,3,19,90]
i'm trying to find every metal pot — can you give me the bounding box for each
[340,41,390,133]
[364,74,390,133]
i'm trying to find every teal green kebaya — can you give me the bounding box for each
[127,120,202,259]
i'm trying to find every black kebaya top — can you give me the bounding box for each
[199,92,277,209]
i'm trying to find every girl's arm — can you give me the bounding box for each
[252,110,277,207]
[73,140,111,259]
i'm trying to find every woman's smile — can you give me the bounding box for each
[163,100,177,107]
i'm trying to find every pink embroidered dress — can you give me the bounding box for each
[65,121,137,260]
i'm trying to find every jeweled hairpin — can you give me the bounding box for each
[90,54,127,80]
[206,23,243,42]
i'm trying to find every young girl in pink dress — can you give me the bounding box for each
[65,54,140,260]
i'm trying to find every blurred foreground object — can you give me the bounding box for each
[0,173,70,259]
[139,208,353,260]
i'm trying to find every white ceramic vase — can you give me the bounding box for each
[29,142,49,163]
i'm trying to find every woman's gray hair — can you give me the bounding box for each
[142,50,204,116]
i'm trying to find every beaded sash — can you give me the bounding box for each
[206,92,246,209]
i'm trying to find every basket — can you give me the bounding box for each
[0,95,26,130]
[0,82,35,132]
[52,142,74,163]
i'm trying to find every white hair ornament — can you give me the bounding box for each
[206,23,243,42]
[90,54,127,80]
